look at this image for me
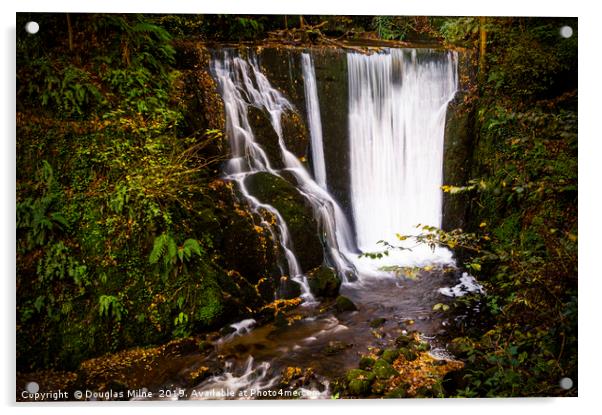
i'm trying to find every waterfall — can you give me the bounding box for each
[347,49,458,268]
[301,53,327,190]
[211,54,313,303]
[211,51,357,303]
[212,47,459,288]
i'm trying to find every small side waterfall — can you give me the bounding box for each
[211,55,313,302]
[347,49,458,267]
[212,52,357,302]
[301,53,328,190]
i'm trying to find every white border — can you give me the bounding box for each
[3,1,599,414]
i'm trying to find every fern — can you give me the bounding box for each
[98,295,126,322]
[149,233,169,265]
[36,241,89,286]
[166,237,177,266]
[150,234,204,266]
[178,239,203,262]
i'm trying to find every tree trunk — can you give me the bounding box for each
[66,13,74,52]
[478,16,487,82]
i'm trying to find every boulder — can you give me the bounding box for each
[335,295,357,313]
[369,317,386,328]
[346,369,375,397]
[359,356,375,370]
[381,349,400,364]
[307,265,341,298]
[373,359,398,380]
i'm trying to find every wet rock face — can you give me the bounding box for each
[442,49,478,231]
[244,171,324,272]
[247,106,285,169]
[281,110,309,159]
[256,46,354,221]
[208,179,281,288]
[172,42,225,143]
[246,106,310,167]
[312,49,354,220]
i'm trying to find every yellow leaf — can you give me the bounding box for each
[479,222,487,228]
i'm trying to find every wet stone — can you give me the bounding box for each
[359,356,376,370]
[381,349,400,364]
[369,317,387,328]
[373,359,398,380]
[335,295,357,312]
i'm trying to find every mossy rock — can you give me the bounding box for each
[248,106,285,170]
[346,368,376,383]
[413,341,431,352]
[307,265,341,298]
[281,110,309,159]
[399,348,418,362]
[335,295,357,312]
[244,172,324,272]
[277,276,302,300]
[348,379,371,396]
[369,317,386,328]
[371,379,387,395]
[346,369,375,396]
[381,349,400,364]
[385,384,409,399]
[322,340,352,356]
[373,359,398,380]
[211,180,280,287]
[394,333,414,347]
[359,356,375,370]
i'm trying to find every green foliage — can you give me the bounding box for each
[149,233,206,280]
[372,16,409,41]
[17,14,176,122]
[16,14,232,372]
[26,60,104,118]
[98,295,126,322]
[438,17,480,44]
[172,312,191,338]
[36,241,89,287]
[230,17,265,40]
[450,18,576,396]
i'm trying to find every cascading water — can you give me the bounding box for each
[211,51,357,300]
[301,53,328,190]
[347,48,458,269]
[211,54,313,303]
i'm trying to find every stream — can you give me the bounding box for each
[137,267,482,400]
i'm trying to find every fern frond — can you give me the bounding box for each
[183,238,202,257]
[149,233,167,264]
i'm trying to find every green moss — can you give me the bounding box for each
[334,295,357,312]
[373,359,398,380]
[307,265,341,298]
[369,317,386,328]
[244,172,324,271]
[385,384,409,399]
[359,356,375,370]
[346,369,375,396]
[381,349,400,363]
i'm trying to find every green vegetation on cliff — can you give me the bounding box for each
[15,13,289,371]
[453,18,577,397]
